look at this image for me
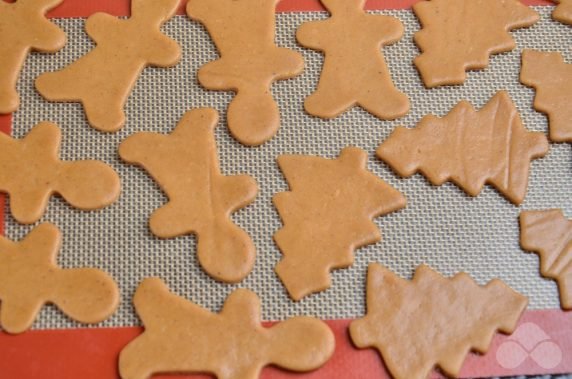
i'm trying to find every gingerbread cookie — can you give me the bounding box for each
[35,0,181,132]
[0,223,119,334]
[520,210,572,310]
[0,122,120,224]
[520,50,572,143]
[119,109,257,283]
[0,0,65,114]
[553,0,572,24]
[350,263,527,379]
[296,0,409,120]
[119,278,335,379]
[377,91,548,205]
[413,0,539,87]
[274,147,406,300]
[187,0,304,146]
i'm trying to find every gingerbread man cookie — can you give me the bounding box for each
[350,263,527,379]
[413,0,539,87]
[119,109,257,283]
[0,0,65,114]
[520,210,572,310]
[0,223,119,334]
[297,0,409,120]
[553,0,572,24]
[35,0,181,132]
[377,91,549,205]
[187,0,304,146]
[0,122,120,224]
[274,147,406,300]
[119,278,335,379]
[520,50,572,143]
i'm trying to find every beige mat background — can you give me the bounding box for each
[6,8,571,330]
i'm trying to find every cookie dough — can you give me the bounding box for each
[520,49,572,143]
[296,0,409,119]
[187,0,304,146]
[0,223,119,334]
[274,147,406,300]
[0,0,65,114]
[350,263,528,379]
[35,0,181,132]
[119,278,335,379]
[377,91,549,205]
[0,122,120,224]
[553,0,572,24]
[520,209,572,310]
[119,109,257,283]
[413,0,539,87]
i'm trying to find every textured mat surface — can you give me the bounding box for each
[7,7,572,329]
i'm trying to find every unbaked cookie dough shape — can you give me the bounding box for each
[273,147,406,300]
[520,209,572,310]
[520,50,572,143]
[296,0,409,120]
[35,0,181,132]
[350,263,527,379]
[119,278,335,379]
[553,0,572,24]
[377,91,549,205]
[0,0,65,114]
[413,0,539,87]
[0,223,119,334]
[187,0,304,146]
[0,122,121,224]
[119,109,258,283]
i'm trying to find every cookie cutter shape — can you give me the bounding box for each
[119,278,335,379]
[296,0,409,120]
[377,91,549,205]
[0,122,120,224]
[119,109,258,283]
[413,0,539,87]
[350,263,528,379]
[273,147,406,300]
[0,223,119,334]
[187,0,304,146]
[520,209,572,310]
[35,0,181,132]
[0,0,65,114]
[553,0,572,24]
[521,50,572,143]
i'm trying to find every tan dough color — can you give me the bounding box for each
[119,278,335,379]
[119,108,257,283]
[35,0,181,132]
[520,49,572,143]
[187,0,304,146]
[0,0,65,114]
[0,223,119,334]
[520,209,572,310]
[0,122,120,224]
[377,91,549,205]
[553,0,572,24]
[350,263,528,379]
[273,147,406,300]
[296,0,409,120]
[413,0,539,87]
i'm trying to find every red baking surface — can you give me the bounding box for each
[1,0,570,378]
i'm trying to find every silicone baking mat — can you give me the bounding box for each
[0,0,571,378]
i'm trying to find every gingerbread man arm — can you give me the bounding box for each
[366,14,404,44]
[19,0,66,51]
[296,21,331,51]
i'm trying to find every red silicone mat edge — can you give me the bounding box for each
[2,0,570,378]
